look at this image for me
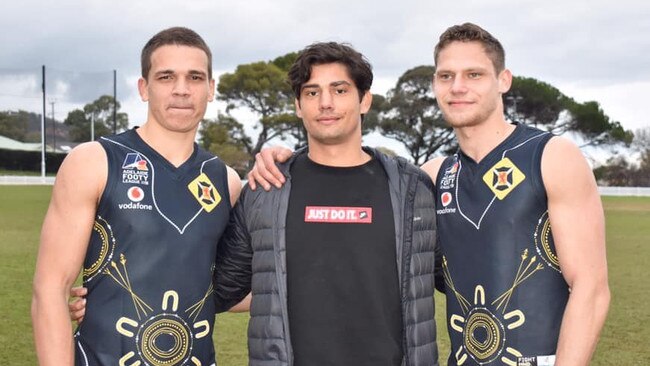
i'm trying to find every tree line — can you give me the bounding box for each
[2,52,647,186]
[199,52,640,183]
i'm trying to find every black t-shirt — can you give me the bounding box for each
[286,153,403,366]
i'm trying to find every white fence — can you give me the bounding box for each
[2,175,650,197]
[598,186,650,196]
[0,175,55,185]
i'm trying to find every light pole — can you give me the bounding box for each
[49,98,56,152]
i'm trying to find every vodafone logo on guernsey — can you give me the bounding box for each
[436,192,456,215]
[118,186,153,211]
[127,187,145,202]
[441,192,453,207]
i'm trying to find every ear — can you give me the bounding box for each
[294,98,303,119]
[359,91,373,114]
[208,78,216,102]
[498,69,513,94]
[138,77,149,102]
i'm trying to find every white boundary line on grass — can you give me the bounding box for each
[0,175,55,185]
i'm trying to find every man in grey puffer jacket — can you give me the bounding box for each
[216,41,440,366]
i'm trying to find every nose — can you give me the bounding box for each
[319,90,334,110]
[450,76,468,94]
[172,77,190,96]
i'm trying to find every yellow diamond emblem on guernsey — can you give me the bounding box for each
[187,173,221,212]
[482,157,525,200]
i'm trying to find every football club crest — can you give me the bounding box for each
[122,153,148,171]
[482,157,525,200]
[440,161,459,190]
[187,173,221,212]
[122,153,150,185]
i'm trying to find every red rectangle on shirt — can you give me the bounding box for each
[304,206,373,224]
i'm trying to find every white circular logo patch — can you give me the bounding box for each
[127,186,145,202]
[441,192,453,207]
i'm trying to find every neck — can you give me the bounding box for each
[136,122,197,167]
[455,117,516,163]
[307,137,370,167]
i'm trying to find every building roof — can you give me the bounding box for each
[0,135,42,151]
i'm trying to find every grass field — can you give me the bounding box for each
[1,186,648,365]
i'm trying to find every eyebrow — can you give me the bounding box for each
[301,80,352,90]
[331,80,352,87]
[435,67,489,74]
[154,69,174,76]
[153,69,207,77]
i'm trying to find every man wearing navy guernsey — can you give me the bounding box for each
[219,42,439,365]
[32,27,249,365]
[420,23,610,366]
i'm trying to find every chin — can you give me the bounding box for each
[443,113,481,128]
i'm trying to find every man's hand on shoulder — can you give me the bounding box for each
[247,146,293,191]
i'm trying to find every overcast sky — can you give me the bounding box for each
[1,0,648,153]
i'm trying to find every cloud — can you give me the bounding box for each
[0,0,648,131]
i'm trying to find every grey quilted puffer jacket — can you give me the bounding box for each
[216,147,439,366]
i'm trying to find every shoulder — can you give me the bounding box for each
[55,141,107,204]
[541,136,595,195]
[59,141,107,177]
[226,166,243,207]
[420,156,446,185]
[541,136,587,172]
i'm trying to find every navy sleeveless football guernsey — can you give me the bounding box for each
[74,129,231,366]
[436,123,569,366]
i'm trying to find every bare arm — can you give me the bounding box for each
[32,142,106,365]
[226,165,243,206]
[228,293,252,313]
[420,157,445,184]
[542,137,610,366]
[246,146,293,191]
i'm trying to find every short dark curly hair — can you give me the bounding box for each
[288,42,373,101]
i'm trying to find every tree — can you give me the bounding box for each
[505,76,633,146]
[630,127,650,186]
[566,100,633,146]
[504,77,567,128]
[593,128,650,187]
[217,54,303,157]
[632,127,650,152]
[593,156,634,186]
[375,65,454,165]
[0,110,30,141]
[64,95,129,142]
[65,109,104,142]
[198,114,251,177]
